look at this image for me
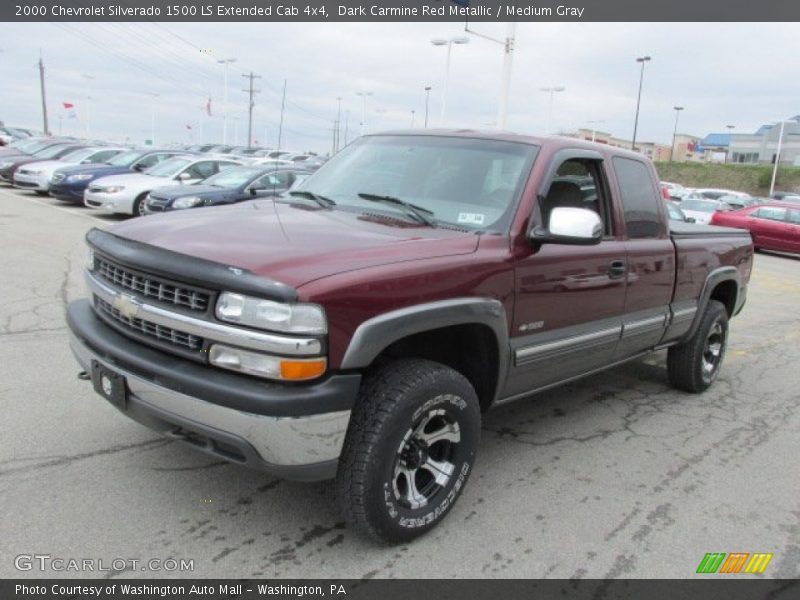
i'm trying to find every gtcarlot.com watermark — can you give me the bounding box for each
[15,553,194,573]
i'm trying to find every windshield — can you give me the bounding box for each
[144,157,191,177]
[295,135,538,231]
[203,167,259,189]
[61,148,96,163]
[681,199,719,212]
[107,150,143,166]
[33,144,73,159]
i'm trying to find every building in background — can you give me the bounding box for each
[728,116,800,165]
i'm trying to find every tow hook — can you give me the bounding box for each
[77,371,91,381]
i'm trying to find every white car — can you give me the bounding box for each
[679,198,733,225]
[84,156,243,216]
[12,146,126,194]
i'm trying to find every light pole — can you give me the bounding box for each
[670,106,684,162]
[81,73,95,137]
[540,86,565,134]
[431,36,470,125]
[587,120,605,142]
[410,110,416,128]
[356,91,373,136]
[335,96,342,152]
[769,120,790,197]
[147,92,159,146]
[424,86,432,128]
[217,57,236,145]
[724,124,735,163]
[631,55,651,151]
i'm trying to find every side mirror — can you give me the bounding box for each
[530,207,603,245]
[133,163,145,172]
[177,172,191,182]
[249,186,265,196]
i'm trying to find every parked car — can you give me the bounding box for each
[666,200,695,223]
[770,191,800,201]
[770,195,800,205]
[67,131,753,542]
[12,146,125,194]
[660,181,689,200]
[679,198,734,225]
[688,188,750,201]
[84,155,242,216]
[0,143,87,184]
[0,137,69,158]
[711,203,800,254]
[717,194,757,210]
[144,165,310,213]
[50,149,191,203]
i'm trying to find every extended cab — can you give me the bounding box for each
[66,132,753,543]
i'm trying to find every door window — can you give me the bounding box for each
[183,161,217,180]
[754,207,787,222]
[541,158,613,236]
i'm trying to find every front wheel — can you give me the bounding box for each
[667,300,729,393]
[336,358,481,543]
[132,193,149,217]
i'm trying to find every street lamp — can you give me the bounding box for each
[410,110,416,128]
[217,57,237,144]
[147,92,159,146]
[587,120,605,143]
[540,86,565,134]
[80,73,95,137]
[725,124,735,163]
[769,120,791,197]
[670,106,684,162]
[631,55,651,151]
[424,86,432,128]
[335,96,343,152]
[431,36,470,125]
[356,92,373,136]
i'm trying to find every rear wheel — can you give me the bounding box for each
[336,358,481,543]
[667,300,729,393]
[35,190,48,196]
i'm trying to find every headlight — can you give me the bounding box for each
[103,186,125,193]
[209,344,327,381]
[172,196,203,209]
[87,247,95,271]
[216,292,326,334]
[68,174,93,182]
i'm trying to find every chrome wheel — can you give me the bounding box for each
[701,321,726,382]
[392,407,460,510]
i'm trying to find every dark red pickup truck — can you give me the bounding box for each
[67,131,753,542]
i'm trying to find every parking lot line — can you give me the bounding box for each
[0,187,112,225]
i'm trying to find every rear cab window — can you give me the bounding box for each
[612,157,665,239]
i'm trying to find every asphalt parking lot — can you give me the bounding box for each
[1,185,799,580]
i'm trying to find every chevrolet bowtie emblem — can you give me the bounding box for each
[113,293,140,319]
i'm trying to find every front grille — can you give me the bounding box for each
[13,180,37,187]
[95,297,203,352]
[18,168,36,175]
[95,257,211,312]
[146,196,169,212]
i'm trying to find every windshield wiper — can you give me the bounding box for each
[288,190,336,208]
[357,193,436,226]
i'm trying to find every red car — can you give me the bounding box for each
[711,203,800,254]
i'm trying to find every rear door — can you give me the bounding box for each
[507,150,627,396]
[610,157,674,359]
[783,208,800,253]
[749,206,788,250]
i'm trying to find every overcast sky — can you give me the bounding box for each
[2,22,798,152]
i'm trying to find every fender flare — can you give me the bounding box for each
[682,266,741,342]
[340,298,510,401]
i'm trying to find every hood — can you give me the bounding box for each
[92,172,171,188]
[56,163,132,177]
[16,159,70,175]
[149,184,235,201]
[108,200,479,288]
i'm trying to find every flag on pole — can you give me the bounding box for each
[206,98,212,117]
[185,123,193,130]
[62,102,77,119]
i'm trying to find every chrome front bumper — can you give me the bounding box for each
[70,329,350,480]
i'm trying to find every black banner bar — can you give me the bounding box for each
[2,580,800,600]
[3,0,799,22]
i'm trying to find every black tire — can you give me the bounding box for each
[132,193,148,217]
[35,190,48,196]
[667,300,729,393]
[336,358,481,543]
